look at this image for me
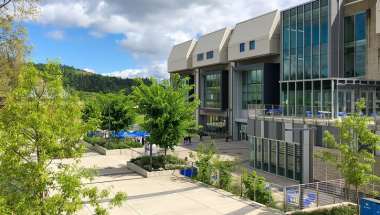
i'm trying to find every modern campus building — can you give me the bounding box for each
[168,0,380,184]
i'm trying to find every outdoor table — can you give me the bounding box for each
[318,111,331,119]
[255,109,266,116]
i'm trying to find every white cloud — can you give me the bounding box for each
[37,0,307,79]
[83,68,97,73]
[45,30,64,41]
[102,61,168,81]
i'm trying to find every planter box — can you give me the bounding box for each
[126,161,180,178]
[82,140,143,157]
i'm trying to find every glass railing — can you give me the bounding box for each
[247,104,380,121]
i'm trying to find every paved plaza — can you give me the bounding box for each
[54,146,284,215]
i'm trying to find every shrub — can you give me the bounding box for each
[291,206,356,215]
[240,167,274,206]
[130,155,182,170]
[83,136,143,149]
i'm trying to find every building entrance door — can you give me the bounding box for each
[241,125,248,141]
[338,90,354,115]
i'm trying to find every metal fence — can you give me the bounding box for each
[193,171,380,212]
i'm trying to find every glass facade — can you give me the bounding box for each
[281,79,333,117]
[283,0,329,81]
[242,69,263,109]
[204,74,221,108]
[205,115,226,134]
[344,12,366,77]
[249,136,301,182]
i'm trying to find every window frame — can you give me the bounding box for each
[206,51,213,59]
[197,53,204,61]
[249,41,255,50]
[240,43,245,52]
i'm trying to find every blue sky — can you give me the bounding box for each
[27,0,306,80]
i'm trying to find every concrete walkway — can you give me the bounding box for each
[65,149,284,215]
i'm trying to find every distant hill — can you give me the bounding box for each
[33,63,151,96]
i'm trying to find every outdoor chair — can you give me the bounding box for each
[275,107,283,115]
[286,195,295,204]
[370,113,378,117]
[338,112,347,117]
[157,151,161,155]
[306,111,314,117]
[308,193,316,199]
[152,153,156,156]
[286,190,295,194]
[361,112,364,117]
[266,109,274,116]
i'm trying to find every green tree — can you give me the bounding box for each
[0,0,42,98]
[315,99,380,212]
[131,74,201,164]
[0,60,127,214]
[240,167,273,206]
[98,90,137,137]
[189,142,220,185]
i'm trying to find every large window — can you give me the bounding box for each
[197,53,203,61]
[204,74,221,108]
[207,51,213,59]
[344,12,366,77]
[282,0,329,81]
[240,43,245,52]
[205,115,225,134]
[242,69,263,109]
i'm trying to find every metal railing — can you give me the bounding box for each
[248,104,380,123]
[198,171,380,212]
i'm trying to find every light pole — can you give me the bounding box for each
[101,103,111,149]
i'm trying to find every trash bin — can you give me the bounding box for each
[360,198,380,215]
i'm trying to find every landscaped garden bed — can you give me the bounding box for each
[83,136,143,149]
[127,154,195,178]
[289,205,356,215]
[82,136,144,156]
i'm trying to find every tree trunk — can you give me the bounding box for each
[164,148,167,169]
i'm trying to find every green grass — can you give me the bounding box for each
[135,115,145,125]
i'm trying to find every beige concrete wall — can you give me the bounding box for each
[344,0,380,80]
[168,39,197,72]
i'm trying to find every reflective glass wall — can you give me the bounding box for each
[205,115,226,134]
[204,74,221,108]
[249,136,301,182]
[242,69,263,109]
[344,12,366,78]
[281,79,334,117]
[282,0,329,81]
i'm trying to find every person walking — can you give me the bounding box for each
[225,131,229,142]
[188,136,191,145]
[199,130,203,141]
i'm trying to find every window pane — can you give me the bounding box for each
[298,47,304,80]
[291,9,297,25]
[313,18,319,45]
[278,142,285,176]
[305,10,311,22]
[321,54,328,78]
[263,139,269,172]
[321,43,328,54]
[345,53,355,77]
[305,46,311,57]
[284,59,289,80]
[305,20,311,46]
[313,44,319,56]
[291,57,297,80]
[287,143,294,179]
[313,55,320,79]
[240,43,245,52]
[321,5,328,17]
[356,39,366,52]
[250,40,255,50]
[344,16,355,43]
[321,16,328,43]
[270,141,277,174]
[305,56,312,79]
[284,27,290,50]
[298,23,303,48]
[355,12,366,41]
[314,81,321,108]
[291,25,297,49]
[355,51,366,77]
[256,138,262,169]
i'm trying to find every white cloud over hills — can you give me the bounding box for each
[37,0,305,80]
